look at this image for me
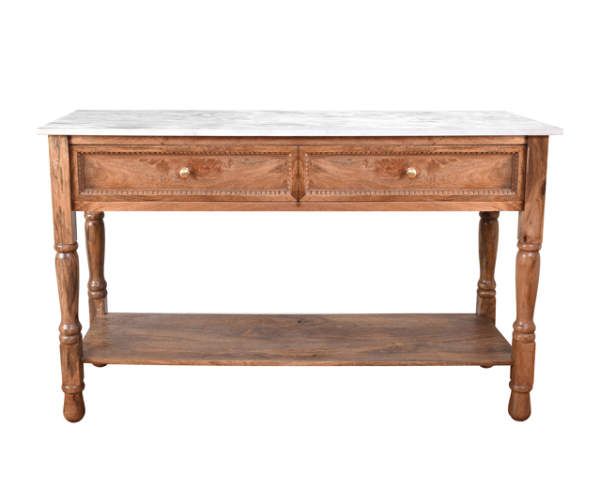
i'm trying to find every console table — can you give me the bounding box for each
[39,111,561,422]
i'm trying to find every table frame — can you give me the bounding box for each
[48,135,548,422]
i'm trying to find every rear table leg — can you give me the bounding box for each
[477,211,499,368]
[85,211,107,321]
[85,211,108,368]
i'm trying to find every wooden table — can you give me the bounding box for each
[39,111,562,422]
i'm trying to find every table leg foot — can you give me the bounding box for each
[508,391,531,421]
[63,392,85,422]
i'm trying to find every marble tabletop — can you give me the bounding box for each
[38,110,562,136]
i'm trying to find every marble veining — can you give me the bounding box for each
[38,110,562,136]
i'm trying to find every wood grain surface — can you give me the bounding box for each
[83,313,512,366]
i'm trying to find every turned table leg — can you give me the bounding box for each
[49,136,85,422]
[477,210,499,368]
[508,136,548,421]
[85,211,107,320]
[477,211,499,323]
[85,211,108,367]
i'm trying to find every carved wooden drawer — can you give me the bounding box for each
[299,146,525,202]
[72,146,298,202]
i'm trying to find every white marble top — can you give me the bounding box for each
[38,110,562,136]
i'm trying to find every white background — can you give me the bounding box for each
[1,0,598,501]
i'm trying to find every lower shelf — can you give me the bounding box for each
[82,313,512,366]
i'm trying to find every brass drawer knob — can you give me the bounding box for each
[405,167,418,179]
[179,167,191,179]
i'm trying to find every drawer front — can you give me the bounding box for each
[73,146,297,201]
[299,146,525,202]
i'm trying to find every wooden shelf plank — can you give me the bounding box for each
[82,313,512,366]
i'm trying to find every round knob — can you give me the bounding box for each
[179,167,191,179]
[405,167,418,179]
